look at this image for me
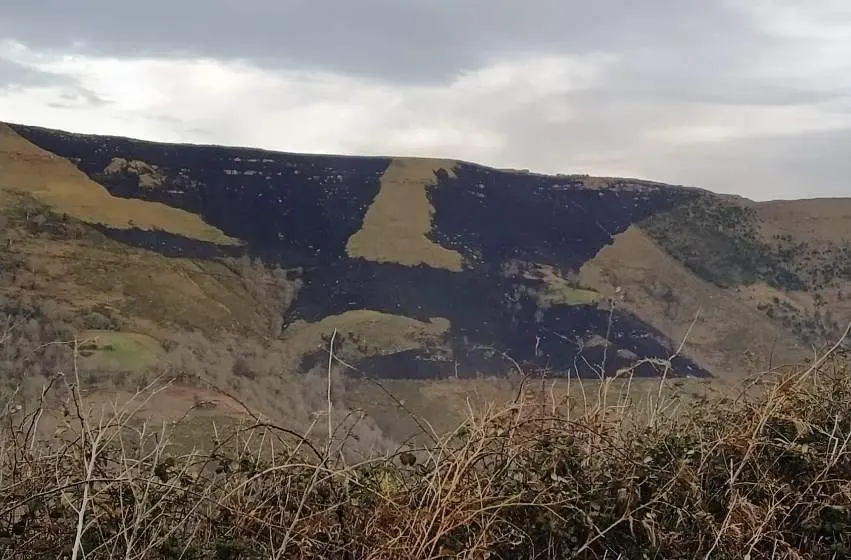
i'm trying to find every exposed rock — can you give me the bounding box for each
[104,157,167,188]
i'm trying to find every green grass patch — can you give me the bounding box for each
[538,285,602,306]
[529,264,602,307]
[78,330,163,371]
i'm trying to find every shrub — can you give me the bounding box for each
[1,344,850,558]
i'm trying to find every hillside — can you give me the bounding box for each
[1,121,849,432]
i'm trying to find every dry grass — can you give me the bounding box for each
[0,124,239,245]
[346,158,464,271]
[755,198,851,245]
[2,332,851,559]
[345,375,728,447]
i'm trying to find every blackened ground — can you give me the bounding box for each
[89,225,242,260]
[10,123,710,379]
[10,123,389,266]
[296,259,710,379]
[428,163,698,269]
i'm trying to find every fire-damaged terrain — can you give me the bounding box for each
[7,121,849,387]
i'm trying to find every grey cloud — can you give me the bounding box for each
[4,2,837,111]
[646,128,851,201]
[441,83,851,201]
[46,87,110,109]
[1,1,766,86]
[0,56,71,88]
[0,53,107,108]
[5,2,840,109]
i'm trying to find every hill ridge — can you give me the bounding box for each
[5,120,847,388]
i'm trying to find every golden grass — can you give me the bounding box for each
[0,124,240,245]
[346,158,464,271]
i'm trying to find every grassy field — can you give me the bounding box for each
[532,264,602,307]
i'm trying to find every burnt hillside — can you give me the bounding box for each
[6,122,709,379]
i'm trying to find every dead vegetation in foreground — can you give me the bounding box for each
[2,337,851,559]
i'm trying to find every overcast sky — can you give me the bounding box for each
[1,1,849,200]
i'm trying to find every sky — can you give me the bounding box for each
[1,1,850,200]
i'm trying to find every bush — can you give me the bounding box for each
[80,311,119,331]
[1,346,850,558]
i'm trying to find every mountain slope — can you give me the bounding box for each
[1,121,840,391]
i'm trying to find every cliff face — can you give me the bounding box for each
[7,121,841,382]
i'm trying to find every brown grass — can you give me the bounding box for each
[2,332,850,558]
[756,198,851,245]
[346,158,464,271]
[0,124,239,245]
[344,374,725,448]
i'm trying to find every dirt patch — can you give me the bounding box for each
[83,384,247,421]
[346,158,464,271]
[0,124,239,245]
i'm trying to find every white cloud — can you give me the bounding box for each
[645,102,851,144]
[0,43,612,162]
